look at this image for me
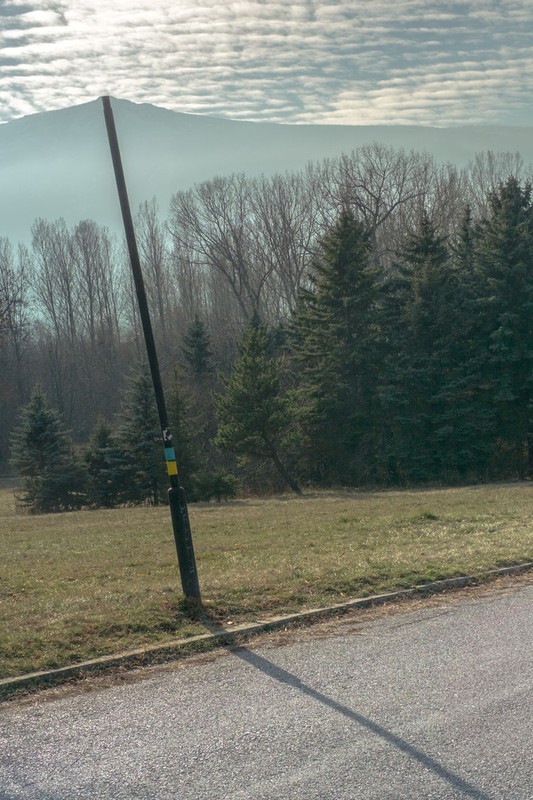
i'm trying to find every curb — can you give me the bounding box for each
[2,561,533,701]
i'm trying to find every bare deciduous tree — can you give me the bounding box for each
[465,151,532,217]
[169,175,276,322]
[324,145,432,270]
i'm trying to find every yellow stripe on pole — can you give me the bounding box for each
[167,461,178,476]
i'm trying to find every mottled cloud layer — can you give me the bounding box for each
[1,0,532,125]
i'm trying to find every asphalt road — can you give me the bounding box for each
[1,581,532,800]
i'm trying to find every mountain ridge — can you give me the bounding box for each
[2,97,533,244]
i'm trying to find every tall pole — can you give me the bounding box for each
[101,95,201,602]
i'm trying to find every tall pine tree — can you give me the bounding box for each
[380,211,457,482]
[431,206,496,480]
[473,177,533,477]
[291,210,381,484]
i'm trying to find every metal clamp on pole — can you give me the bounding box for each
[101,95,201,602]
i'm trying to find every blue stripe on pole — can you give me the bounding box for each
[165,447,176,462]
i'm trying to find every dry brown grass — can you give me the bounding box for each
[2,482,533,678]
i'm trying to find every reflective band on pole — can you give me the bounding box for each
[165,447,178,475]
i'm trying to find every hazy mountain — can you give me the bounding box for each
[2,97,533,244]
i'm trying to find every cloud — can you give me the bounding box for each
[0,0,532,126]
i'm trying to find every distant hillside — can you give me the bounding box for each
[1,97,533,243]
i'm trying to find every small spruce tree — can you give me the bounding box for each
[114,363,166,505]
[11,385,87,512]
[183,315,213,378]
[215,317,301,494]
[84,416,133,507]
[181,315,221,476]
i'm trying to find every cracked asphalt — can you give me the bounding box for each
[1,579,532,799]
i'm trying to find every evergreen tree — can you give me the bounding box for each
[114,363,167,505]
[291,210,381,484]
[193,468,238,502]
[180,314,221,475]
[182,315,212,378]
[215,316,301,494]
[433,206,496,480]
[452,205,476,275]
[381,207,508,484]
[473,177,533,476]
[10,385,87,512]
[380,211,455,482]
[84,416,131,507]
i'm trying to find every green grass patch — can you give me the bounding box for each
[1,483,533,679]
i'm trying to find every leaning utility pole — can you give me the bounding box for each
[101,95,201,602]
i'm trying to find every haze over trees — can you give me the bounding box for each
[3,145,533,503]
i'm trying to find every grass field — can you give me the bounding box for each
[1,482,533,679]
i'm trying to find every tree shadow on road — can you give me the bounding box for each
[200,614,490,800]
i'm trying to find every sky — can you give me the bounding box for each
[1,0,532,127]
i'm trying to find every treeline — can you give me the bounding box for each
[2,145,533,502]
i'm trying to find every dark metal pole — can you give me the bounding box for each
[101,95,201,602]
